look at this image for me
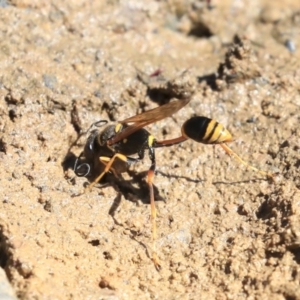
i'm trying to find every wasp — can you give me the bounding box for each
[74,97,274,270]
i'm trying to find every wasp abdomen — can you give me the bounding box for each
[182,116,233,144]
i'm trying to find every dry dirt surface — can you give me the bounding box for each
[0,1,300,299]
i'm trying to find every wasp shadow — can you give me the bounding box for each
[62,151,78,173]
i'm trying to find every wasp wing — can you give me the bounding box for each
[107,97,191,145]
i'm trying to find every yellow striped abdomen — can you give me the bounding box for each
[181,116,233,144]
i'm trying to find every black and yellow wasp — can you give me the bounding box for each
[74,97,274,270]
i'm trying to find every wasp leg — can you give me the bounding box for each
[140,146,161,270]
[85,155,139,191]
[99,156,138,178]
[99,156,120,178]
[85,154,130,192]
[220,143,275,179]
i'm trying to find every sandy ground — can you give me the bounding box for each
[0,0,300,299]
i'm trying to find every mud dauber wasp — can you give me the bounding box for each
[74,97,275,270]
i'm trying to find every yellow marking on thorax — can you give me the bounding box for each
[148,135,155,147]
[115,123,123,133]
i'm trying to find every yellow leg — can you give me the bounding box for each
[99,156,119,178]
[85,153,128,193]
[220,143,275,179]
[147,159,161,270]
